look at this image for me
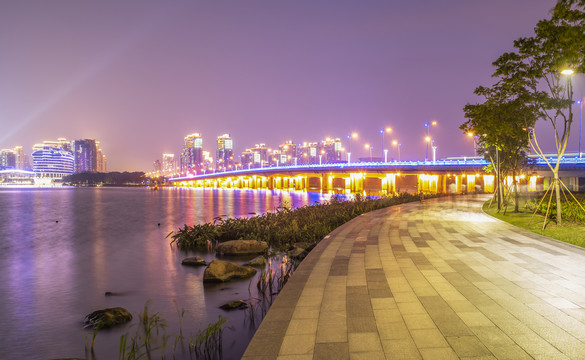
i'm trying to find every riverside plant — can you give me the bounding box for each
[169,193,426,250]
[190,315,228,359]
[80,301,229,360]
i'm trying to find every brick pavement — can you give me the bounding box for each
[243,195,585,359]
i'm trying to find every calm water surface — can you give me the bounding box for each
[0,187,326,360]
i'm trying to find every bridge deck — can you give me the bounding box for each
[243,195,585,359]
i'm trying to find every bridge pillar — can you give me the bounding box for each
[321,174,330,192]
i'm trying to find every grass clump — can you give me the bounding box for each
[169,193,428,250]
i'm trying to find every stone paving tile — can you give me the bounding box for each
[243,195,585,359]
[313,342,349,360]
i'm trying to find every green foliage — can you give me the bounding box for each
[169,193,427,250]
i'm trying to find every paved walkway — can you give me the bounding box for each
[242,195,585,360]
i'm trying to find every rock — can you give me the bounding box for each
[84,307,132,329]
[219,300,248,310]
[287,247,305,259]
[246,255,266,267]
[182,256,207,266]
[216,240,268,255]
[203,260,257,282]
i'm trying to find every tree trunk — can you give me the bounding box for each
[513,170,519,213]
[496,148,501,210]
[554,171,562,225]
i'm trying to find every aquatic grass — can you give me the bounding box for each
[119,302,168,360]
[169,193,428,250]
[191,315,227,359]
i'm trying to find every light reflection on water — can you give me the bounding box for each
[0,187,325,360]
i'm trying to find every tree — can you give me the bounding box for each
[461,82,537,212]
[488,0,585,224]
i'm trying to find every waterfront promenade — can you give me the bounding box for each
[243,195,585,359]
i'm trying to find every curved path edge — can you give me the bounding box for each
[243,195,585,360]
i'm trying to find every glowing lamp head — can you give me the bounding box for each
[352,132,358,138]
[425,136,431,142]
[392,140,397,146]
[386,127,392,133]
[561,69,574,75]
[467,132,474,137]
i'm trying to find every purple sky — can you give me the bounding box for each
[1,0,580,171]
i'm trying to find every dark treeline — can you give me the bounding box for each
[62,171,147,186]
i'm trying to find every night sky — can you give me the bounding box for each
[2,0,579,171]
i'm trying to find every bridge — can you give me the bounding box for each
[169,155,585,195]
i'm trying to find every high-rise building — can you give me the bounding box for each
[31,146,75,178]
[0,149,17,169]
[33,138,72,152]
[96,143,107,172]
[216,134,234,171]
[278,141,297,166]
[321,137,342,163]
[71,139,106,173]
[162,153,175,173]
[180,133,203,173]
[153,159,162,172]
[73,139,97,173]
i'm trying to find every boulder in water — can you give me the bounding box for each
[182,256,207,266]
[246,255,266,267]
[219,300,248,310]
[84,307,132,329]
[203,260,257,282]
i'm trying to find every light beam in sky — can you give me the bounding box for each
[0,3,171,145]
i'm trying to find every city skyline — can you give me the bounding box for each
[1,0,582,171]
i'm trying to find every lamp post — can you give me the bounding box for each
[365,144,373,162]
[561,70,576,158]
[578,98,583,158]
[347,132,358,164]
[467,132,476,155]
[424,121,437,161]
[432,140,437,163]
[393,140,401,162]
[380,127,391,162]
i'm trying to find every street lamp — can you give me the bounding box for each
[347,132,358,164]
[561,69,576,158]
[467,132,477,155]
[424,121,437,161]
[578,98,583,158]
[392,140,401,162]
[380,127,391,162]
[365,144,373,162]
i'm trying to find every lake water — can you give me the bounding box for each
[0,187,326,360]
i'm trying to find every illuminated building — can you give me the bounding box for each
[278,141,297,165]
[216,134,234,171]
[153,159,162,172]
[321,137,342,163]
[0,149,17,169]
[96,144,107,172]
[180,133,203,172]
[73,139,99,173]
[241,149,254,168]
[162,154,175,173]
[250,144,268,168]
[31,146,74,178]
